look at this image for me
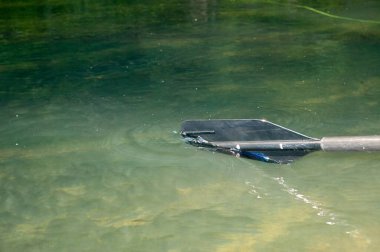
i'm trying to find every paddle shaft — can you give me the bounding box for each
[321,136,380,151]
[210,136,380,152]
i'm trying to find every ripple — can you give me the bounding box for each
[239,157,369,243]
[118,122,183,164]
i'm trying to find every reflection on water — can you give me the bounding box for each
[1,0,380,251]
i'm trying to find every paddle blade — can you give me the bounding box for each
[180,119,318,164]
[181,119,317,142]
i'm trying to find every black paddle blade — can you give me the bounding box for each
[181,119,317,142]
[180,119,319,164]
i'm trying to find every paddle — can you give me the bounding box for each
[180,119,380,164]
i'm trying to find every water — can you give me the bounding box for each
[1,0,380,251]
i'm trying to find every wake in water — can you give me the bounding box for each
[241,160,370,244]
[272,176,371,244]
[273,176,337,225]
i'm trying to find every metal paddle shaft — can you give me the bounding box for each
[321,136,380,151]
[180,119,380,164]
[212,137,380,151]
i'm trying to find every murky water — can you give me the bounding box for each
[1,0,380,251]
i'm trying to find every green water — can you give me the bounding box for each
[1,0,380,251]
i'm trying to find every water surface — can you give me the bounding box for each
[1,0,380,251]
